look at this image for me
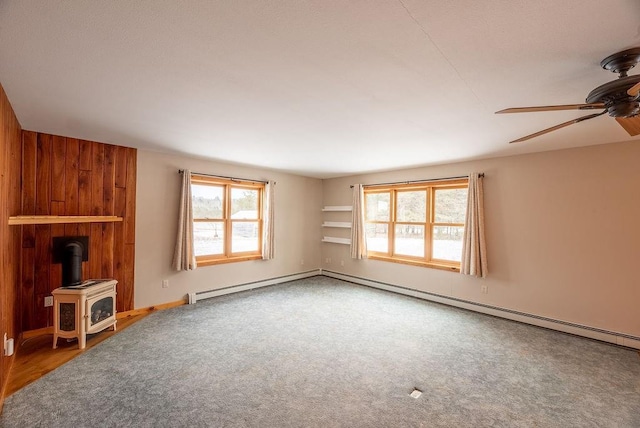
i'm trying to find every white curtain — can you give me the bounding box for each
[172,169,196,271]
[262,181,275,260]
[350,184,367,259]
[461,173,488,278]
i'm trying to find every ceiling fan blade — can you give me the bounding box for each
[627,81,640,97]
[496,103,605,114]
[616,116,640,136]
[509,111,607,144]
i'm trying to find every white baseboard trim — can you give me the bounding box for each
[188,269,322,304]
[321,269,640,350]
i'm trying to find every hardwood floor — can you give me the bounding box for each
[4,313,145,397]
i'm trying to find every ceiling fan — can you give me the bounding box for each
[496,47,640,144]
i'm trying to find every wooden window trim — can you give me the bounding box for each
[364,179,468,271]
[191,175,264,266]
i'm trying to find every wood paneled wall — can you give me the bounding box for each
[0,83,22,409]
[20,131,136,331]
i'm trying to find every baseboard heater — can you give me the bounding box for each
[187,269,321,304]
[321,269,640,350]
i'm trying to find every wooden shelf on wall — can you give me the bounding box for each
[322,221,352,228]
[321,237,351,245]
[322,206,352,212]
[8,215,123,226]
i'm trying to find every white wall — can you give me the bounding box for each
[321,140,640,337]
[135,150,323,308]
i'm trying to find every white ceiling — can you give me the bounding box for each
[1,1,639,178]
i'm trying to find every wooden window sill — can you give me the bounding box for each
[366,255,460,272]
[196,254,263,267]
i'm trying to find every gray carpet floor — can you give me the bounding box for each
[2,276,640,427]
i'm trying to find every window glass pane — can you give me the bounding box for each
[434,188,468,223]
[394,224,425,257]
[432,225,464,261]
[231,221,259,253]
[192,184,223,219]
[365,193,390,221]
[194,222,224,256]
[396,191,426,222]
[365,223,388,253]
[231,188,259,219]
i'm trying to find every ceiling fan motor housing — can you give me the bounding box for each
[586,75,640,118]
[587,49,640,118]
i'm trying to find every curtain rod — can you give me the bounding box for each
[178,169,273,185]
[350,173,483,188]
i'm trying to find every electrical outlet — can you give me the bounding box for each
[162,279,169,288]
[300,259,304,265]
[340,260,344,266]
[481,285,488,294]
[44,296,53,307]
[325,258,331,264]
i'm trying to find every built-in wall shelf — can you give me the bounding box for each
[322,221,352,228]
[322,206,352,212]
[322,205,352,245]
[321,237,351,245]
[8,215,124,226]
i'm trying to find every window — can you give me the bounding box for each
[364,179,468,270]
[191,175,264,265]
